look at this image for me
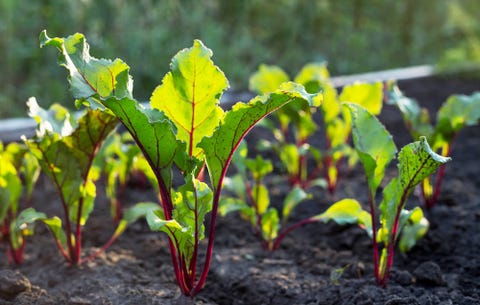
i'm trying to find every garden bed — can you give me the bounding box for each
[0,74,479,305]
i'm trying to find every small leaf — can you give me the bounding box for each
[279,144,300,178]
[42,216,68,251]
[10,208,47,250]
[245,155,273,181]
[249,64,290,94]
[113,202,161,237]
[398,207,429,253]
[252,184,270,215]
[282,186,310,222]
[261,208,279,244]
[314,198,372,236]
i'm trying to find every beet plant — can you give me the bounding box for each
[40,31,318,296]
[0,141,42,264]
[220,141,311,251]
[320,103,450,286]
[386,83,480,208]
[23,98,153,265]
[250,63,382,193]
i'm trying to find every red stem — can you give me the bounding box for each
[367,190,380,285]
[272,217,318,251]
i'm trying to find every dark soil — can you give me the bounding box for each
[1,75,479,305]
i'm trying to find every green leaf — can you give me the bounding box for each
[279,143,300,178]
[261,208,279,244]
[385,83,434,139]
[11,208,47,250]
[151,40,229,158]
[40,30,133,106]
[249,64,290,94]
[0,157,22,222]
[218,197,249,217]
[102,97,187,187]
[314,198,372,236]
[113,202,161,237]
[398,207,429,253]
[435,92,480,146]
[281,186,310,222]
[379,137,451,238]
[345,103,397,196]
[340,82,383,115]
[252,184,269,215]
[42,216,68,252]
[26,102,118,227]
[293,62,330,94]
[199,82,317,191]
[245,155,273,181]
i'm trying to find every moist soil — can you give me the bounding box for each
[1,75,479,305]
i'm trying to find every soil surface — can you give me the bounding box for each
[1,75,479,305]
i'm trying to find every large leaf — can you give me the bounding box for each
[199,82,317,191]
[346,103,397,196]
[102,97,186,187]
[40,31,133,106]
[150,40,229,158]
[379,137,451,237]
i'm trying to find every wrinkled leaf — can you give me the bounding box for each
[40,30,133,106]
[379,137,451,237]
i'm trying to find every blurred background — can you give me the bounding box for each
[1,0,479,118]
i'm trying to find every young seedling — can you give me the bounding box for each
[386,83,480,208]
[0,141,42,264]
[319,103,450,287]
[24,98,154,265]
[250,63,383,193]
[220,141,311,251]
[40,31,318,296]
